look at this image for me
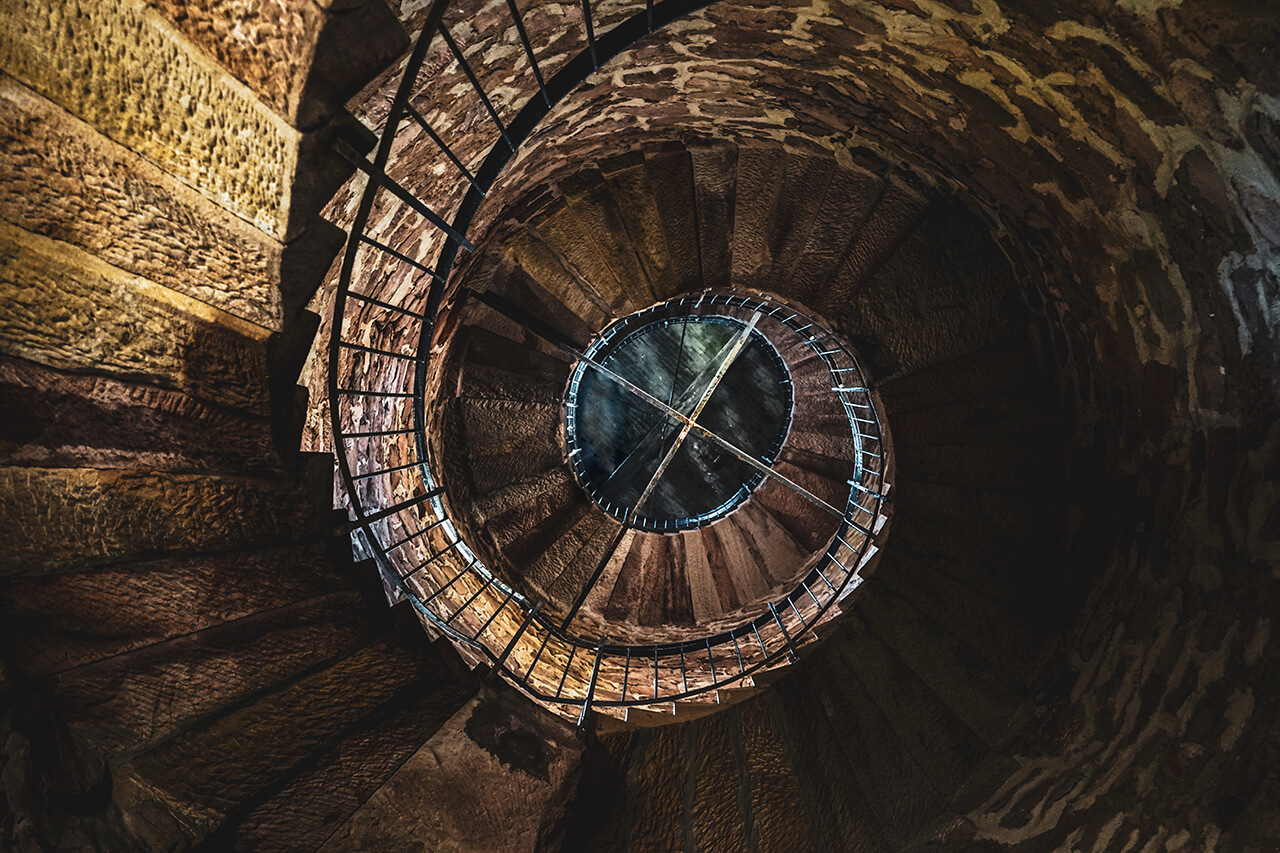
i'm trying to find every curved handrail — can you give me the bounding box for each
[327,0,891,720]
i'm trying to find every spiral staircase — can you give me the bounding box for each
[1,0,1278,850]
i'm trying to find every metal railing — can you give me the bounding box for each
[327,0,891,722]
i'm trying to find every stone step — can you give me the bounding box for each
[521,503,612,599]
[453,324,572,406]
[0,220,274,415]
[887,390,1061,448]
[833,623,993,809]
[688,143,739,291]
[642,144,702,292]
[689,711,749,853]
[453,396,563,495]
[626,725,689,853]
[0,76,343,333]
[0,466,328,578]
[312,687,584,852]
[499,488,597,595]
[784,155,886,306]
[502,227,618,332]
[599,150,681,302]
[832,198,1025,381]
[769,673,894,852]
[0,355,279,473]
[876,334,1046,414]
[3,541,350,678]
[733,146,836,296]
[110,635,432,848]
[527,203,636,317]
[221,670,474,851]
[546,512,626,606]
[871,546,1041,687]
[853,583,1026,749]
[48,591,375,763]
[560,168,661,310]
[736,698,814,853]
[811,640,952,848]
[483,250,599,349]
[0,0,347,242]
[817,173,932,317]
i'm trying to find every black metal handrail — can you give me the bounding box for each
[327,0,891,720]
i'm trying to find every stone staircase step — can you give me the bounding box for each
[561,168,659,309]
[600,150,681,301]
[528,204,635,316]
[811,643,951,848]
[222,665,474,851]
[688,143,739,290]
[833,624,991,809]
[503,227,619,330]
[3,542,349,677]
[0,466,328,578]
[818,173,932,315]
[453,397,563,494]
[785,156,886,306]
[49,592,375,762]
[736,698,814,853]
[853,583,1025,748]
[0,355,279,474]
[110,636,440,847]
[626,725,689,853]
[872,547,1041,686]
[770,674,894,852]
[643,144,702,292]
[876,334,1046,414]
[689,712,749,853]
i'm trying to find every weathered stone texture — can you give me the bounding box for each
[0,0,301,238]
[49,592,372,760]
[0,356,277,472]
[0,221,272,413]
[319,687,584,853]
[3,542,348,676]
[0,75,285,329]
[0,467,322,576]
[146,0,409,128]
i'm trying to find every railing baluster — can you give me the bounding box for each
[580,0,598,68]
[578,643,605,727]
[488,602,542,683]
[335,138,475,250]
[345,290,430,321]
[419,557,478,605]
[402,103,486,195]
[474,586,516,639]
[338,340,417,361]
[769,603,800,663]
[338,388,416,398]
[344,426,415,439]
[352,459,421,481]
[731,633,745,675]
[653,649,659,699]
[554,645,578,699]
[446,575,496,624]
[440,26,516,152]
[706,639,716,683]
[335,488,444,534]
[504,0,552,107]
[361,234,446,281]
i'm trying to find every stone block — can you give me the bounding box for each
[318,686,583,853]
[0,467,323,577]
[0,0,338,240]
[0,221,272,413]
[0,355,277,472]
